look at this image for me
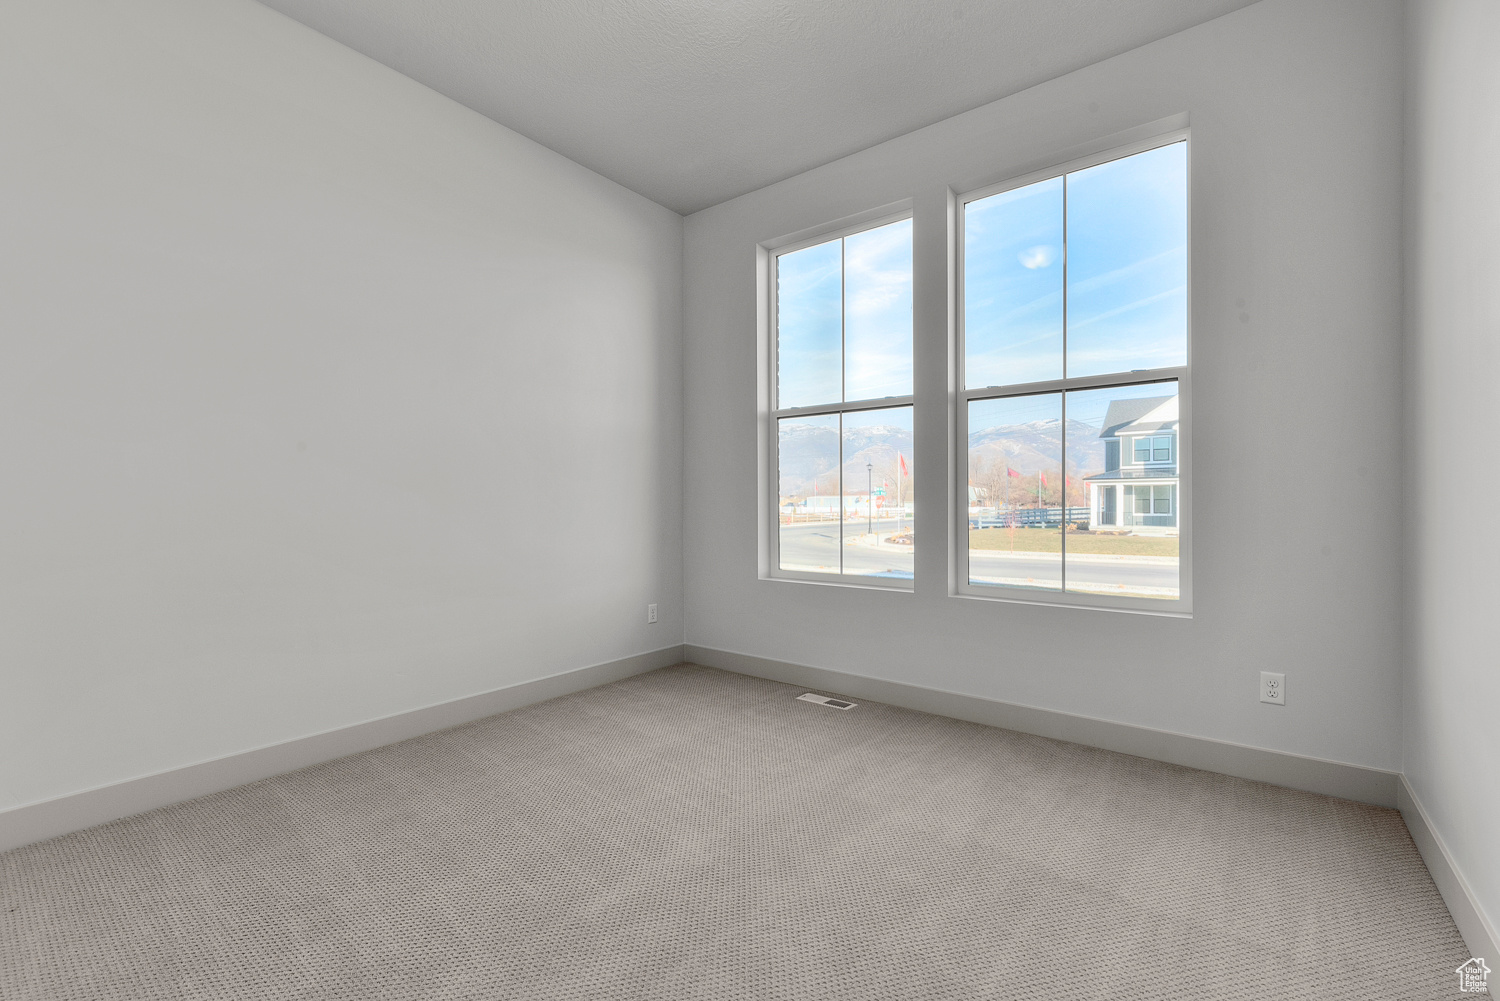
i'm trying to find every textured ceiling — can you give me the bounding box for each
[253,0,1258,214]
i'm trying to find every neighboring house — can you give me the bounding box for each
[1085,396,1179,534]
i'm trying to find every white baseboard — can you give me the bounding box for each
[0,644,687,854]
[1398,775,1500,962]
[12,642,1490,961]
[686,644,1399,807]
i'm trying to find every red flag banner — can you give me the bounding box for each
[1040,471,1048,488]
[899,453,908,477]
[1007,467,1021,479]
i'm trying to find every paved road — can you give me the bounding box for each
[776,521,1177,592]
[778,519,912,576]
[969,550,1175,591]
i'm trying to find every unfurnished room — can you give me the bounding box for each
[1,1,1497,998]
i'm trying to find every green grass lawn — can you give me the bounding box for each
[969,528,1179,557]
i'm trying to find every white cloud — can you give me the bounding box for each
[1018,245,1056,269]
[1065,284,1185,332]
[846,270,910,317]
[845,223,913,318]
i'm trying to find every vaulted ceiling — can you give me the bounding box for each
[254,0,1258,214]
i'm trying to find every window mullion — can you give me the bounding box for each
[837,412,845,576]
[960,367,1187,402]
[1060,391,1067,593]
[775,395,916,420]
[1062,165,1069,380]
[1060,173,1069,591]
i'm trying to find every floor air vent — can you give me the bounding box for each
[796,693,856,710]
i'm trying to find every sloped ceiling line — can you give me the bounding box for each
[254,0,1257,214]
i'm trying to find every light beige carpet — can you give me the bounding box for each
[0,664,1467,999]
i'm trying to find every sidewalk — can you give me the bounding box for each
[971,549,1178,566]
[845,532,914,553]
[968,573,1179,598]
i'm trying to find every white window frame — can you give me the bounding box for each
[763,209,915,591]
[1126,483,1176,515]
[953,131,1192,615]
[1131,434,1174,465]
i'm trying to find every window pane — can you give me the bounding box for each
[777,240,842,409]
[778,414,841,573]
[967,393,1062,590]
[1064,382,1179,599]
[1153,437,1171,462]
[1065,142,1188,378]
[840,407,914,579]
[844,219,913,402]
[964,177,1064,388]
[1133,438,1150,462]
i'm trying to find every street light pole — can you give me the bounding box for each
[866,463,873,538]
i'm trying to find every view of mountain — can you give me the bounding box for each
[776,422,912,498]
[968,418,1106,476]
[776,417,1109,499]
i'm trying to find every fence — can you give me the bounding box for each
[782,507,1089,528]
[969,507,1090,529]
[780,507,914,526]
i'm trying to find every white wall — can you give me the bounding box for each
[0,0,683,811]
[683,0,1405,769]
[1403,0,1500,943]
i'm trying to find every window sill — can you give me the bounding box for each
[954,585,1191,617]
[763,571,915,593]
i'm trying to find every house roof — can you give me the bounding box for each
[1099,396,1178,438]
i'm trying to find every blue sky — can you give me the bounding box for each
[777,240,842,408]
[964,177,1064,387]
[777,218,912,409]
[777,142,1184,479]
[965,141,1187,387]
[843,221,914,401]
[779,143,1184,409]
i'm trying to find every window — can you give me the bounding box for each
[959,136,1189,609]
[1133,435,1173,464]
[770,216,914,586]
[1129,484,1173,514]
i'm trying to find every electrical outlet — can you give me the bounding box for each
[647,603,658,624]
[1260,671,1285,705]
